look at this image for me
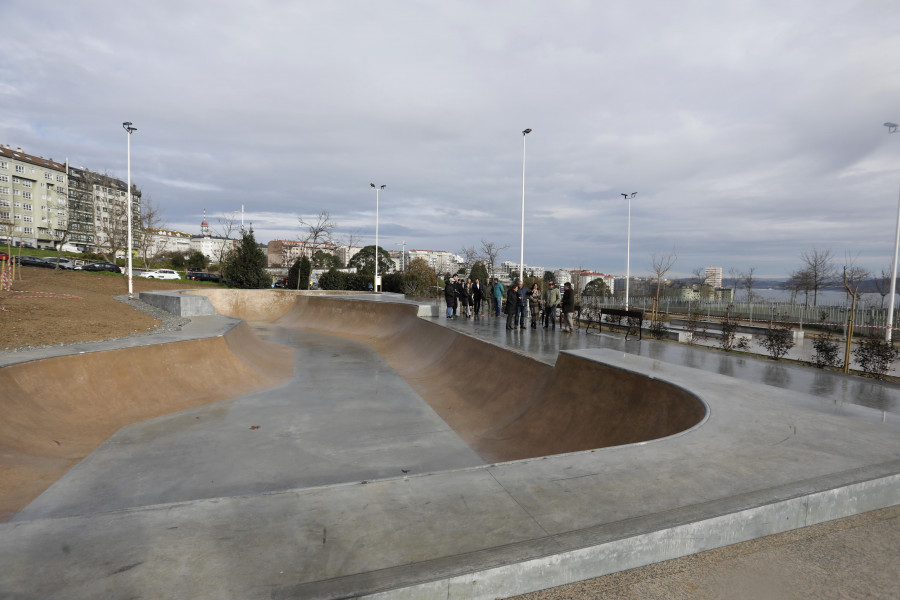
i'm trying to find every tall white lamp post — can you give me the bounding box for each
[519,128,532,284]
[622,192,636,308]
[123,121,137,295]
[885,122,899,342]
[370,183,385,292]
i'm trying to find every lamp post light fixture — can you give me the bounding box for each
[884,122,899,342]
[123,121,137,295]
[621,192,637,308]
[370,183,386,292]
[519,128,532,284]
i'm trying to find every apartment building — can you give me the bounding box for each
[705,266,723,288]
[0,146,68,249]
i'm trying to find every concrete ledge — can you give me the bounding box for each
[139,290,217,317]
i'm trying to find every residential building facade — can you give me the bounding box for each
[0,146,68,249]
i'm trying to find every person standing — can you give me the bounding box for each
[542,281,560,328]
[492,277,505,317]
[458,278,471,318]
[515,280,527,329]
[506,281,519,330]
[444,275,458,319]
[472,278,484,316]
[528,282,542,329]
[561,281,576,333]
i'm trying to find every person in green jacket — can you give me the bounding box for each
[491,277,505,317]
[542,281,560,328]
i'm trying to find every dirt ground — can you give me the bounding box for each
[0,265,201,351]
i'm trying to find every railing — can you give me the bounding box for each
[580,296,894,336]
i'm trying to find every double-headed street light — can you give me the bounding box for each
[370,183,386,293]
[884,122,898,342]
[622,192,637,308]
[519,128,532,284]
[123,121,137,295]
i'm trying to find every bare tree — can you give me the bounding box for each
[787,267,812,306]
[841,257,871,373]
[478,239,509,279]
[94,199,129,265]
[650,249,677,327]
[798,247,836,306]
[871,267,894,309]
[211,212,239,268]
[727,267,741,292]
[741,267,757,303]
[459,245,479,273]
[690,266,705,287]
[294,210,337,289]
[137,194,166,268]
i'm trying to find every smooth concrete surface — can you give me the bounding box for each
[1,291,899,600]
[137,289,218,316]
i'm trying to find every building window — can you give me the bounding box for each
[0,161,7,169]
[0,174,7,182]
[23,192,32,200]
[45,172,52,180]
[57,175,64,182]
[0,211,8,219]
[23,203,32,211]
[23,227,33,235]
[23,216,33,223]
[15,165,24,173]
[21,180,32,188]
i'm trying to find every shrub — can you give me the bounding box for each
[759,314,795,360]
[852,334,900,379]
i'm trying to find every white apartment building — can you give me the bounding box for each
[0,146,68,249]
[705,266,723,288]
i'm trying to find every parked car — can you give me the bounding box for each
[44,257,76,269]
[77,262,122,273]
[187,272,222,283]
[0,251,8,261]
[142,269,181,280]
[14,255,55,268]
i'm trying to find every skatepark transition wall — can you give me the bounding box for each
[193,290,708,463]
[0,321,294,521]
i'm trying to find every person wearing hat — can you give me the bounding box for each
[542,281,560,328]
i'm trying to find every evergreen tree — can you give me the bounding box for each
[287,256,312,289]
[223,227,269,289]
[469,261,489,283]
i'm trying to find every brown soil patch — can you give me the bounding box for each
[0,266,205,350]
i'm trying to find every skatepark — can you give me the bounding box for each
[1,290,899,599]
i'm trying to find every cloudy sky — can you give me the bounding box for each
[3,0,899,278]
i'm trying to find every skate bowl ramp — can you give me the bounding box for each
[197,292,708,463]
[0,321,294,521]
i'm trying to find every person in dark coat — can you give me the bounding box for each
[561,281,576,333]
[472,278,484,316]
[444,275,458,319]
[505,282,519,330]
[515,280,528,329]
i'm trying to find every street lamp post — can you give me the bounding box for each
[622,192,637,308]
[519,128,532,284]
[885,122,899,343]
[370,183,385,292]
[123,121,137,295]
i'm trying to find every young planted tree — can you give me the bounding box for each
[137,194,166,268]
[222,227,269,289]
[720,305,749,352]
[650,249,677,329]
[841,260,870,373]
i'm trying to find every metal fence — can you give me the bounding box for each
[580,296,893,336]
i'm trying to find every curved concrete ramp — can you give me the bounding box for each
[0,321,294,521]
[240,294,707,463]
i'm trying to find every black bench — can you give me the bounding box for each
[598,308,644,340]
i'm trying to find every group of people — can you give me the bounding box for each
[443,275,576,333]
